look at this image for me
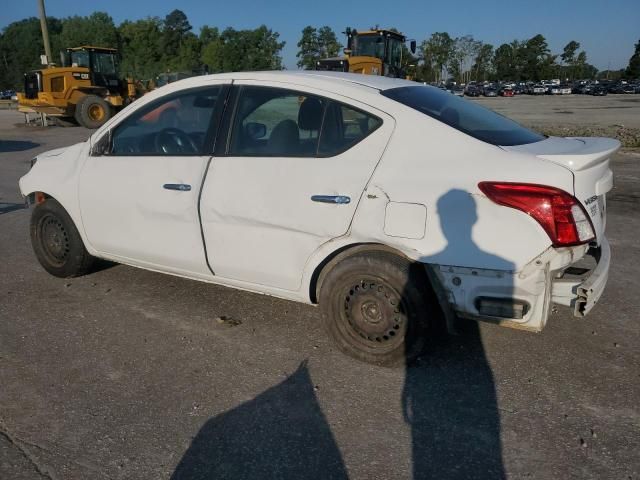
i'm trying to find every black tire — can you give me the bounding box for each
[319,252,435,367]
[30,198,95,278]
[74,95,111,129]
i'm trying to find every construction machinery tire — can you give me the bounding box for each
[74,95,111,129]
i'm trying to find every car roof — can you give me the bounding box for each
[186,70,419,92]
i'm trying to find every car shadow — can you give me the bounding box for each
[0,140,40,152]
[170,361,348,480]
[0,202,27,215]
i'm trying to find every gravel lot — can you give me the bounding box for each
[1,106,639,479]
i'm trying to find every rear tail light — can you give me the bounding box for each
[478,182,595,247]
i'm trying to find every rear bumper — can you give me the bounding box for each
[551,238,610,316]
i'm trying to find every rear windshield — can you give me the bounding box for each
[381,85,545,146]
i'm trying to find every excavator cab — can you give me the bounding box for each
[316,28,416,78]
[64,47,121,94]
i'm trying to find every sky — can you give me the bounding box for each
[3,0,639,71]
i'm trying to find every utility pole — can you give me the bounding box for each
[37,0,53,65]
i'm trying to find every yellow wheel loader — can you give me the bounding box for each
[17,46,138,129]
[315,28,416,78]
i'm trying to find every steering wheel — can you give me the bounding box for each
[154,128,198,154]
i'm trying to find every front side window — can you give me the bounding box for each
[228,86,382,157]
[381,85,545,146]
[110,86,221,155]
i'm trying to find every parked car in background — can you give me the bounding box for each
[499,87,514,97]
[465,85,481,97]
[591,85,608,96]
[532,84,547,95]
[452,86,465,97]
[483,87,498,97]
[0,89,16,100]
[558,84,572,95]
[621,85,636,94]
[18,71,617,366]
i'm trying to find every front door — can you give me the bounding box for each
[79,84,227,277]
[200,82,394,291]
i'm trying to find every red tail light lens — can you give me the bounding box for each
[478,182,595,247]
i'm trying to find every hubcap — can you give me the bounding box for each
[342,279,407,348]
[39,214,70,266]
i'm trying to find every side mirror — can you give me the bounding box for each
[343,48,352,55]
[245,122,266,140]
[410,40,417,54]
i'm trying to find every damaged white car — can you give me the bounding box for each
[19,71,616,365]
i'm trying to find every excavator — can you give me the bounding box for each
[17,46,140,129]
[315,27,416,78]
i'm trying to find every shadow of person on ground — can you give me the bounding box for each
[170,361,348,480]
[402,189,512,479]
[0,140,40,152]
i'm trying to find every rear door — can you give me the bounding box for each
[200,82,394,291]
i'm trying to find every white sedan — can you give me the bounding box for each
[19,71,616,366]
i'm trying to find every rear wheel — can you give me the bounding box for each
[319,252,435,366]
[30,198,95,277]
[74,95,111,129]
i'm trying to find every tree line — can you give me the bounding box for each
[2,10,639,90]
[0,10,285,89]
[297,27,639,83]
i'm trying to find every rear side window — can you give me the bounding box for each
[381,86,544,146]
[228,86,382,157]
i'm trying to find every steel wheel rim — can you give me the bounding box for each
[39,214,70,266]
[339,276,408,353]
[88,104,104,121]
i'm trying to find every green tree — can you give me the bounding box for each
[59,12,119,50]
[202,26,285,73]
[420,32,454,83]
[626,39,640,78]
[317,26,341,58]
[561,41,580,79]
[0,17,63,89]
[493,43,516,80]
[118,17,164,79]
[521,34,550,80]
[471,43,493,81]
[296,26,320,69]
[162,9,192,59]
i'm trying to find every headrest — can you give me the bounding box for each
[298,97,323,131]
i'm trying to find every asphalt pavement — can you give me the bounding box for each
[1,109,639,479]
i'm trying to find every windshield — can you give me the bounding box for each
[382,86,545,146]
[91,52,118,75]
[70,51,90,68]
[353,35,384,58]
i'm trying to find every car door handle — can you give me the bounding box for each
[311,195,351,204]
[163,183,191,192]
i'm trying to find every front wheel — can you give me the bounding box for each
[319,252,435,366]
[74,95,111,129]
[30,198,95,277]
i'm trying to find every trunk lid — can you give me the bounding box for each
[504,136,620,245]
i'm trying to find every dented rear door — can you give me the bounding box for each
[199,81,394,291]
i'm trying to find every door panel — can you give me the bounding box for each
[200,82,394,291]
[79,84,227,276]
